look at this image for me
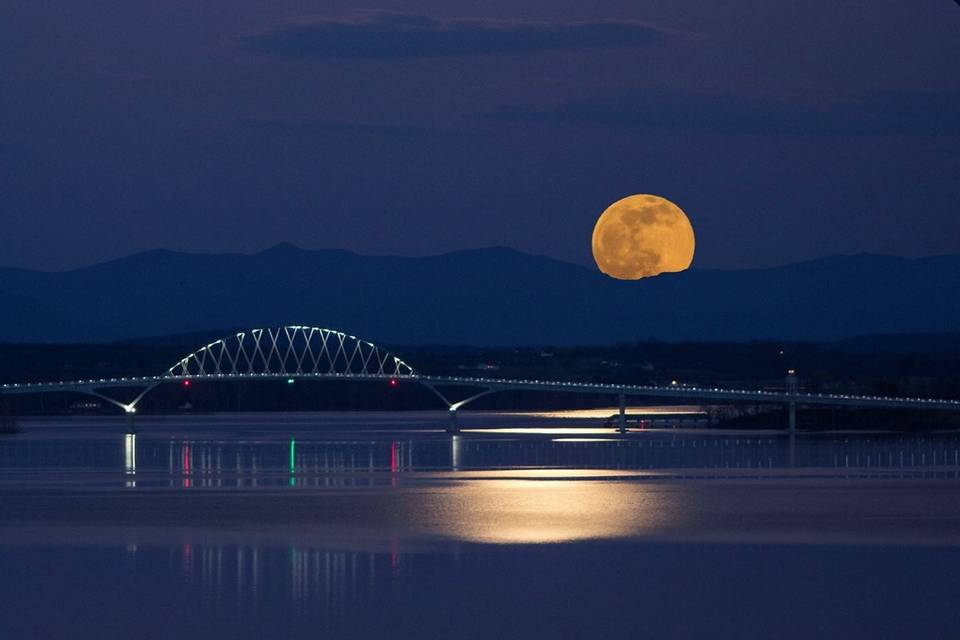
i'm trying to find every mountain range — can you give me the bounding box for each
[1,244,958,346]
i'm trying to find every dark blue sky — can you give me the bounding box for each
[1,1,957,271]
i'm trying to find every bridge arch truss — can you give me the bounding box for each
[167,326,415,379]
[0,326,417,415]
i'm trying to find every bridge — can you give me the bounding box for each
[2,325,959,433]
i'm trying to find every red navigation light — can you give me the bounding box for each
[388,378,399,388]
[182,379,192,388]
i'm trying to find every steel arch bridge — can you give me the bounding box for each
[168,326,415,379]
[0,326,417,415]
[2,324,960,433]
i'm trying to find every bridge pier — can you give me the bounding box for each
[618,394,627,434]
[786,369,798,434]
[125,409,137,434]
[447,408,460,434]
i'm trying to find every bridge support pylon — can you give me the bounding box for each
[785,369,799,434]
[447,408,460,435]
[618,394,627,435]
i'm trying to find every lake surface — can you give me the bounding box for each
[2,412,960,639]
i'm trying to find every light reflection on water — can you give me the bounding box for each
[499,406,708,420]
[4,429,960,486]
[433,478,665,543]
[4,419,960,638]
[4,539,960,640]
[182,544,395,614]
[4,422,960,550]
[462,427,626,434]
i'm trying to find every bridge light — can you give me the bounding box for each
[388,378,399,388]
[287,378,295,385]
[182,379,191,389]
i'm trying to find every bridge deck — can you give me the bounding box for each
[1,373,958,412]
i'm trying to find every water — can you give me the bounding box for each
[2,412,960,639]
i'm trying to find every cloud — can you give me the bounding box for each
[241,12,664,59]
[237,117,485,139]
[483,89,960,136]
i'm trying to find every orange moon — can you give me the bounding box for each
[591,194,696,280]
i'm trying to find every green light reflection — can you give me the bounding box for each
[289,438,295,487]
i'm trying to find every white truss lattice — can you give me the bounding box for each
[165,326,415,378]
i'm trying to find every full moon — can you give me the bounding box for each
[591,194,696,280]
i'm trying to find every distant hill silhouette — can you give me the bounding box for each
[832,332,960,354]
[1,245,958,345]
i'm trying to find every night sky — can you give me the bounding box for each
[1,1,957,271]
